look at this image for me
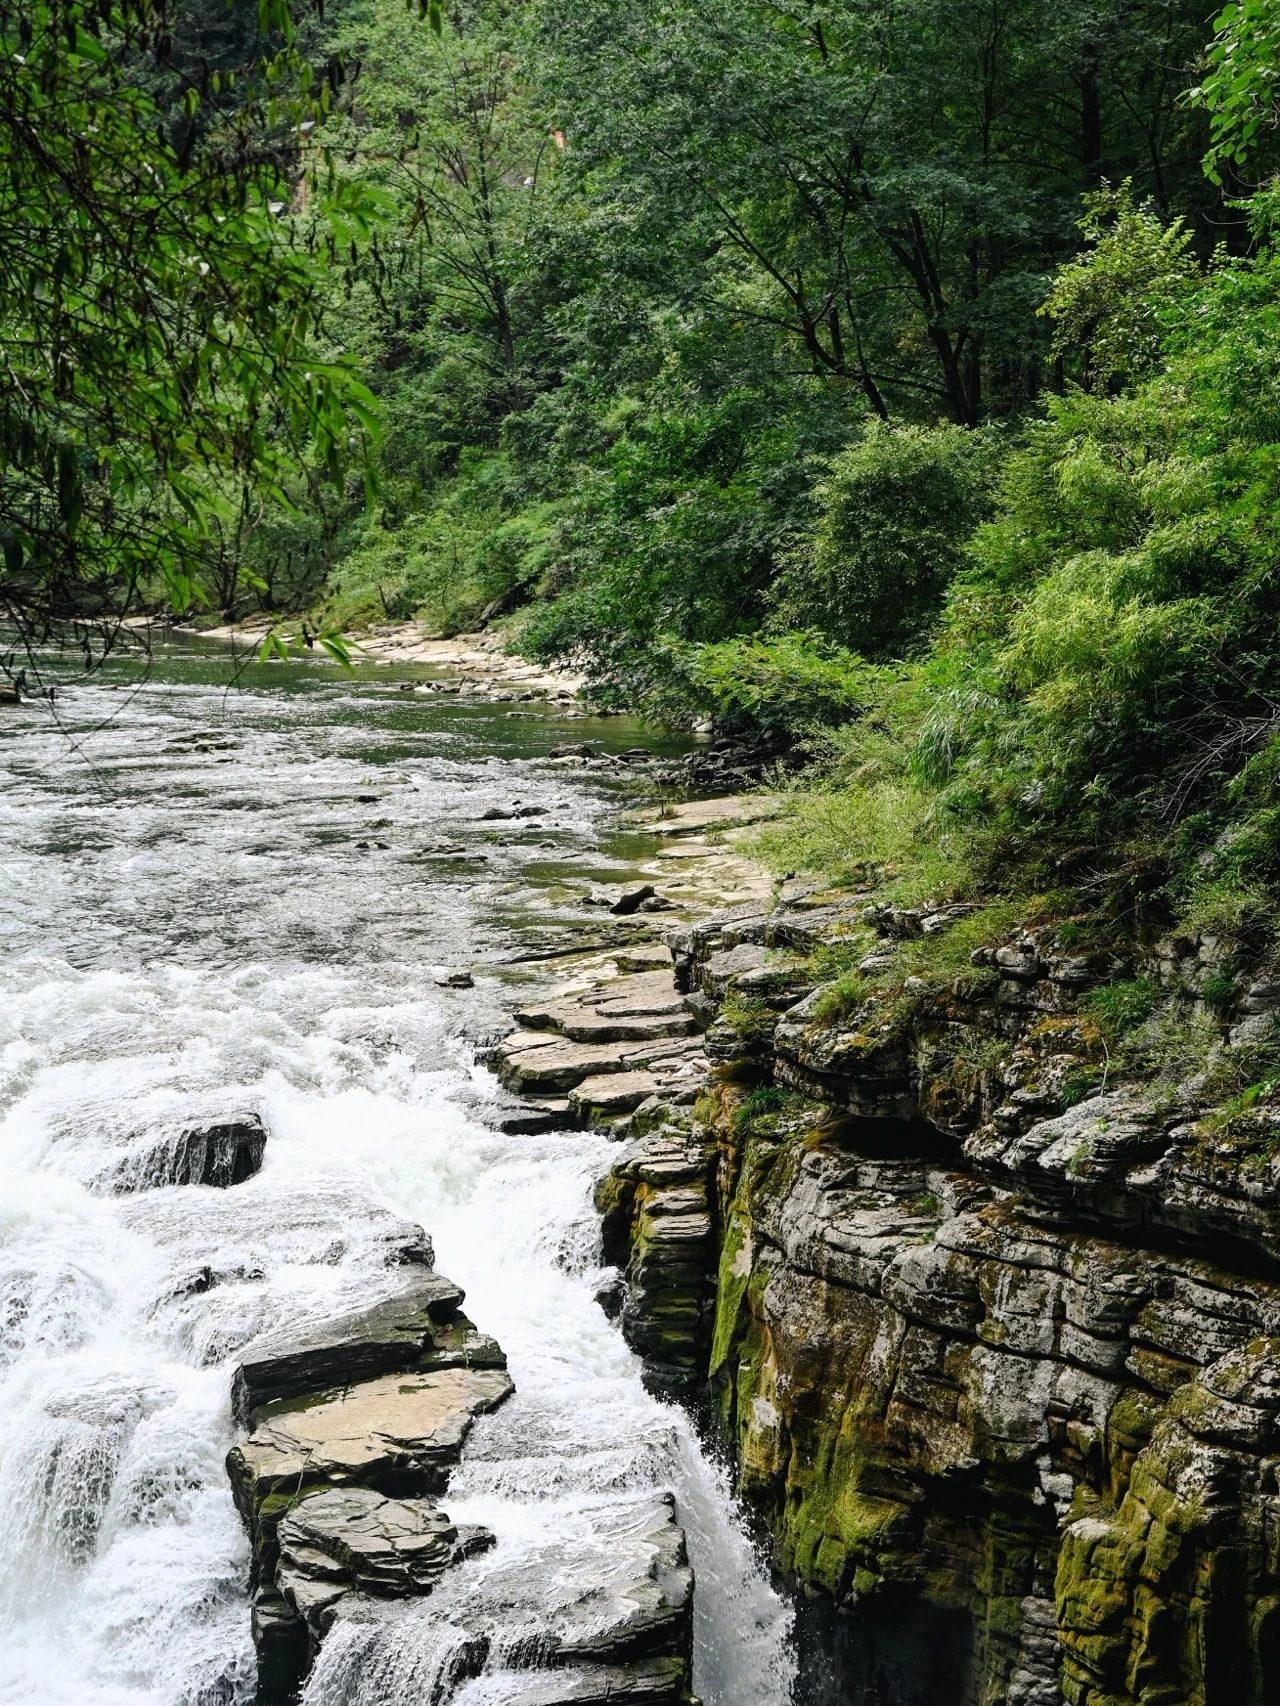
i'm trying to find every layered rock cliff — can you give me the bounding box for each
[593,885,1280,1706]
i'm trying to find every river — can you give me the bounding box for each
[0,640,797,1706]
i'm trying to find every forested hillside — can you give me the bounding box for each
[10,0,1280,953]
[273,0,1243,708]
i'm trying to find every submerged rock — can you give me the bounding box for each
[111,1112,267,1191]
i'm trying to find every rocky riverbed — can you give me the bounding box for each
[0,639,796,1706]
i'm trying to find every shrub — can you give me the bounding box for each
[665,631,873,737]
[772,420,1004,658]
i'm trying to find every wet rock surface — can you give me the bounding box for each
[276,1486,495,1630]
[492,970,708,1115]
[225,1242,516,1704]
[230,1365,515,1515]
[230,1263,478,1419]
[108,1110,268,1191]
[460,1658,691,1703]
[224,1200,699,1705]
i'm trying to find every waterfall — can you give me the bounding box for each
[0,648,796,1705]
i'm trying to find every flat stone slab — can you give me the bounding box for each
[486,1102,570,1136]
[626,793,781,837]
[277,1486,494,1629]
[514,974,691,1044]
[232,1265,477,1420]
[592,975,688,1018]
[456,1659,688,1703]
[569,1072,659,1120]
[554,1012,695,1045]
[497,1037,660,1094]
[614,949,675,973]
[231,1365,514,1502]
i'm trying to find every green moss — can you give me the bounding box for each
[785,1453,910,1602]
[721,992,776,1047]
[709,1211,755,1383]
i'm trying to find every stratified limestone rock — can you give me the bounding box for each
[569,1071,659,1122]
[230,1265,498,1419]
[227,1364,513,1589]
[773,989,917,1117]
[464,1493,695,1669]
[597,1126,718,1397]
[1056,1338,1280,1706]
[497,1035,655,1093]
[593,890,1280,1704]
[496,1031,703,1100]
[498,970,702,1104]
[464,1659,691,1703]
[970,1087,1280,1270]
[111,1111,268,1191]
[547,1011,695,1045]
[276,1486,494,1632]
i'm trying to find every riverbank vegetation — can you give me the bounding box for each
[8,0,1280,950]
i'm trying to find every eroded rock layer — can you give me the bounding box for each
[590,887,1280,1706]
[226,1257,516,1702]
[224,1223,698,1705]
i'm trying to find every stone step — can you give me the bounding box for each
[497,1036,659,1093]
[512,1003,692,1045]
[569,1071,659,1121]
[557,1012,696,1044]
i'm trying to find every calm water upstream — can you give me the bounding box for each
[0,640,797,1706]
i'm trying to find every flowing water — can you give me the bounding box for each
[0,641,797,1706]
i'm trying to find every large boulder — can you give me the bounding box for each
[111,1112,268,1191]
[228,1364,514,1563]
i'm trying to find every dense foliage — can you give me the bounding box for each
[218,0,1237,708]
[0,1,393,675]
[16,0,1280,949]
[762,194,1280,935]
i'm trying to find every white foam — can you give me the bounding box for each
[0,667,794,1705]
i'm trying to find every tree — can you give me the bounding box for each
[773,421,1002,657]
[535,0,1220,425]
[1197,0,1280,181]
[0,0,379,680]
